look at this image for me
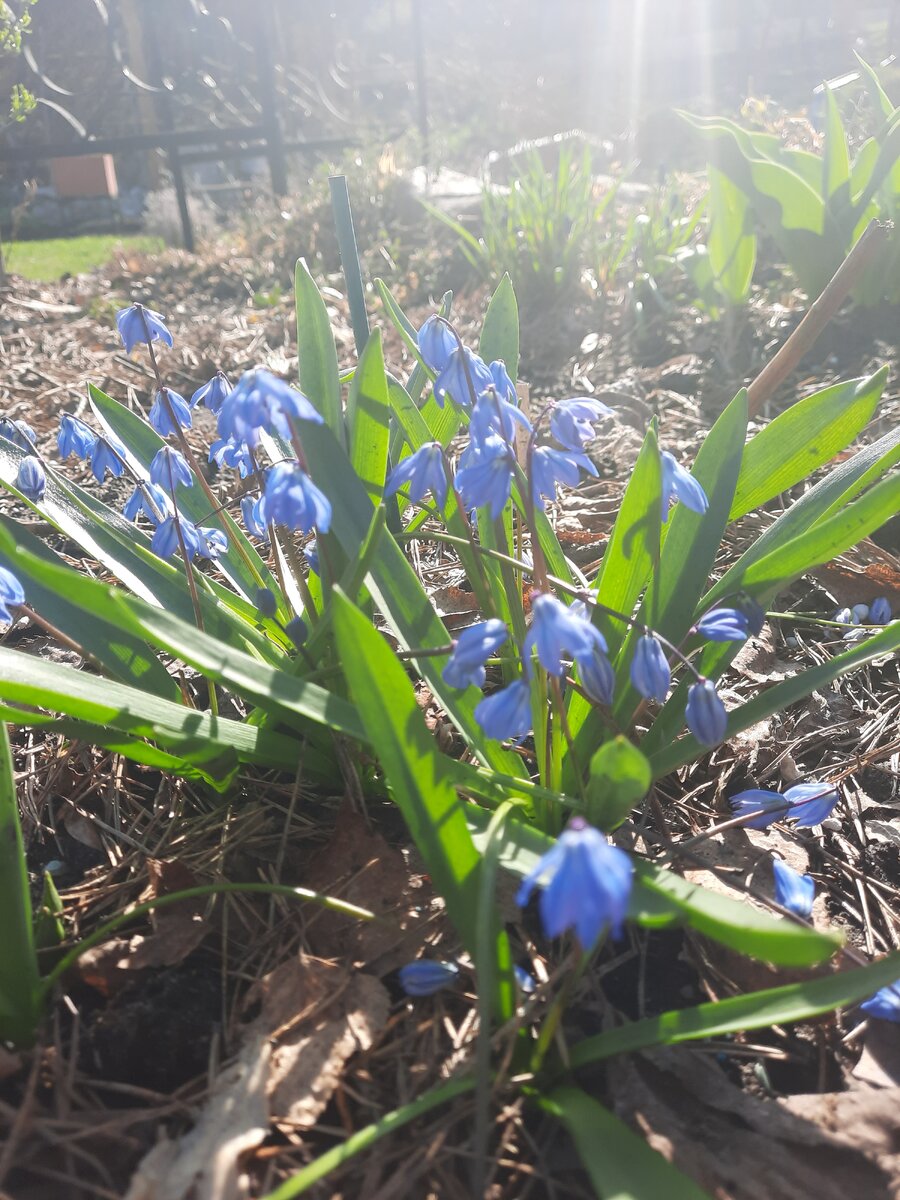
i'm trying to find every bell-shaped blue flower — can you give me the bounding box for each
[150,446,193,490]
[260,463,332,534]
[550,397,612,451]
[398,960,460,997]
[218,369,322,448]
[149,389,192,437]
[516,817,633,947]
[433,346,493,408]
[696,607,749,641]
[455,435,516,518]
[468,391,531,450]
[523,593,608,678]
[210,436,253,478]
[772,858,814,919]
[475,679,532,741]
[116,303,173,354]
[16,456,46,501]
[385,442,448,509]
[531,445,598,510]
[686,678,727,745]
[783,781,840,827]
[577,644,616,705]
[860,981,900,1023]
[442,619,510,690]
[869,596,892,624]
[729,788,787,830]
[630,634,670,702]
[0,419,36,451]
[833,607,852,625]
[417,315,457,373]
[58,414,96,461]
[191,371,233,413]
[198,527,228,559]
[124,483,170,526]
[240,495,269,541]
[660,450,708,523]
[0,565,24,624]
[90,436,127,483]
[151,514,204,561]
[851,603,870,624]
[488,359,516,401]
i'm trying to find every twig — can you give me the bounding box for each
[746,220,890,418]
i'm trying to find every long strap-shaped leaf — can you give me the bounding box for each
[0,722,40,1046]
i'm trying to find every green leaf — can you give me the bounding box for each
[295,258,343,442]
[822,85,851,200]
[332,589,485,957]
[88,384,276,605]
[585,737,652,831]
[730,369,888,520]
[0,722,40,1046]
[706,165,756,303]
[0,517,179,701]
[33,870,65,951]
[541,1086,711,1200]
[568,948,900,1071]
[478,274,519,381]
[346,327,391,505]
[651,615,900,778]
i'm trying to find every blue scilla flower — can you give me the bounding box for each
[0,565,25,624]
[442,619,510,690]
[550,397,613,451]
[870,596,892,625]
[417,315,457,373]
[0,419,36,451]
[260,463,332,534]
[455,435,516,518]
[833,606,853,625]
[433,346,493,409]
[531,446,598,511]
[240,495,269,541]
[116,303,173,355]
[660,450,708,523]
[385,442,448,508]
[468,391,531,449]
[398,960,459,997]
[218,369,322,448]
[516,817,633,947]
[851,603,870,624]
[305,541,319,575]
[578,643,616,705]
[686,678,728,745]
[124,482,170,526]
[191,370,233,413]
[16,456,46,501]
[488,359,516,401]
[151,515,204,561]
[729,789,788,830]
[198,527,228,559]
[150,446,193,490]
[630,634,670,702]
[524,593,607,678]
[255,588,279,619]
[783,781,840,827]
[696,607,749,642]
[475,679,532,741]
[773,858,814,919]
[90,436,127,483]
[209,437,253,479]
[285,615,309,648]
[58,414,96,461]
[149,389,192,437]
[860,981,900,1023]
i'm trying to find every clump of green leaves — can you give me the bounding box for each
[1,0,38,122]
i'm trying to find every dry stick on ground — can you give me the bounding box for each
[746,219,891,418]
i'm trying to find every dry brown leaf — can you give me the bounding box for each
[610,1046,900,1199]
[244,954,390,1129]
[123,1036,270,1200]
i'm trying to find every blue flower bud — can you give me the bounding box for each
[851,603,870,624]
[16,455,46,501]
[630,634,670,702]
[285,616,309,648]
[696,607,749,642]
[442,619,509,690]
[577,644,616,705]
[685,678,727,745]
[870,596,892,625]
[0,564,25,624]
[488,359,516,401]
[398,960,459,997]
[255,588,278,618]
[149,388,192,437]
[737,595,766,636]
[772,858,814,919]
[474,679,532,741]
[783,781,840,827]
[0,419,36,451]
[416,315,457,373]
[729,788,787,829]
[833,607,852,625]
[516,817,633,947]
[116,303,173,354]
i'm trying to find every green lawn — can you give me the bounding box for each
[3,235,165,282]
